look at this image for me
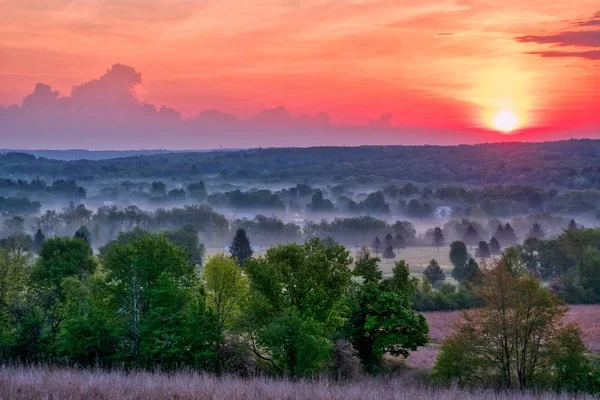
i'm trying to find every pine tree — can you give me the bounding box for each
[504,223,517,245]
[393,234,405,252]
[384,233,394,249]
[423,259,446,288]
[74,225,92,245]
[33,229,45,253]
[528,222,545,239]
[371,236,382,255]
[432,227,444,251]
[567,219,578,231]
[494,224,505,246]
[463,224,480,247]
[475,240,491,258]
[382,245,396,259]
[489,236,501,258]
[229,228,253,267]
[462,257,481,283]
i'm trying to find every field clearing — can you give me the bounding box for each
[205,246,453,278]
[407,304,600,370]
[1,366,595,400]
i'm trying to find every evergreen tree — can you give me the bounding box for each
[229,228,253,267]
[371,236,382,255]
[463,225,480,247]
[475,241,491,259]
[449,240,469,281]
[383,233,394,249]
[424,259,446,288]
[568,219,578,231]
[463,257,481,283]
[393,234,405,252]
[33,229,45,253]
[382,245,396,259]
[489,236,501,258]
[494,224,505,246]
[432,227,444,251]
[503,223,517,245]
[528,222,545,239]
[74,225,92,245]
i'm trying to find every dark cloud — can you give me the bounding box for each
[367,113,394,129]
[516,30,600,47]
[527,50,600,60]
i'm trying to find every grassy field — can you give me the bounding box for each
[406,304,600,370]
[205,246,453,278]
[1,366,595,400]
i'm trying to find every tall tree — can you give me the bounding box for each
[383,233,394,249]
[567,219,578,231]
[203,254,248,374]
[382,245,396,259]
[424,259,446,288]
[33,229,45,254]
[353,247,382,283]
[242,238,352,377]
[449,241,469,281]
[475,241,491,259]
[489,237,501,258]
[462,225,480,248]
[503,223,517,245]
[528,222,545,239]
[74,225,92,245]
[229,228,253,267]
[371,236,382,256]
[433,261,584,390]
[345,260,428,372]
[393,234,406,252]
[432,227,444,251]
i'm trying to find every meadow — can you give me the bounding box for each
[406,304,600,370]
[1,366,596,400]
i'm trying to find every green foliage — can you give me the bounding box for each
[229,228,253,267]
[353,248,382,283]
[449,241,469,281]
[242,238,353,376]
[344,260,428,373]
[423,259,446,288]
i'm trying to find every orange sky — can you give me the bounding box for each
[1,0,599,146]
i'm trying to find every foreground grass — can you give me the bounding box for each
[0,366,594,400]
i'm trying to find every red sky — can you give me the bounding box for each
[0,0,599,149]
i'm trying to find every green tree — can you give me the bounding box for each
[424,259,446,288]
[450,241,469,282]
[203,254,248,373]
[489,236,501,258]
[433,261,583,390]
[32,237,97,351]
[353,247,382,283]
[101,234,209,368]
[371,236,382,256]
[229,228,253,267]
[475,241,491,259]
[432,227,444,251]
[242,238,353,377]
[33,229,45,253]
[164,224,206,267]
[345,260,428,372]
[393,234,405,252]
[462,225,480,248]
[74,225,92,245]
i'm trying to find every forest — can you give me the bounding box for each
[2,141,600,398]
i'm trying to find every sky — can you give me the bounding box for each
[0,0,599,149]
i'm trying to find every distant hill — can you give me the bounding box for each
[0,149,224,161]
[1,140,599,188]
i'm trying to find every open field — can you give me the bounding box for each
[0,366,595,400]
[407,304,600,370]
[206,246,453,278]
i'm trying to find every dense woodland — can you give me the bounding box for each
[2,140,600,187]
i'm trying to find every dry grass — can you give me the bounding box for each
[0,366,593,400]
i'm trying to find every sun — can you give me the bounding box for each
[492,111,518,133]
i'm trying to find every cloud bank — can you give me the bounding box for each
[0,64,594,149]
